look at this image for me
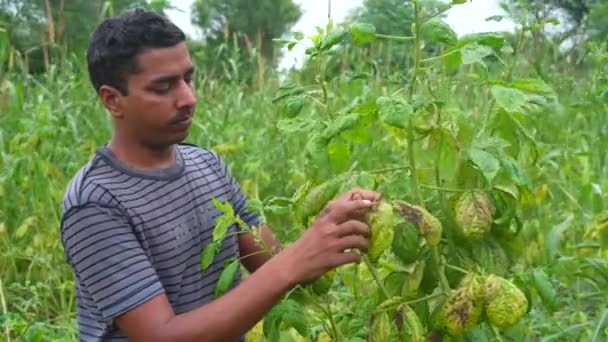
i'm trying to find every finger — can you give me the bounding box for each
[325,199,373,223]
[328,251,362,268]
[348,188,382,202]
[336,220,370,237]
[335,235,369,253]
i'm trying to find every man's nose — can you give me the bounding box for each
[176,79,196,108]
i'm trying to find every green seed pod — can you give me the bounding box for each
[484,274,528,329]
[368,201,398,262]
[397,304,426,342]
[294,176,344,226]
[454,190,495,240]
[442,274,485,336]
[393,201,442,246]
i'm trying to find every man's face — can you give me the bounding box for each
[116,42,197,148]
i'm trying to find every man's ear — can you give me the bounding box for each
[99,85,126,118]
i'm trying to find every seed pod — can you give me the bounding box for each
[441,274,485,336]
[370,311,395,342]
[368,201,399,262]
[294,176,344,226]
[397,304,426,342]
[484,274,528,329]
[393,201,442,246]
[454,190,495,240]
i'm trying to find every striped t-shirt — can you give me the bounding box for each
[60,143,261,341]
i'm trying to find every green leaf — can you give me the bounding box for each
[377,96,413,129]
[320,29,347,51]
[200,243,217,271]
[350,22,376,45]
[214,258,240,298]
[281,96,306,118]
[420,19,457,45]
[443,47,463,71]
[328,140,352,172]
[500,155,530,189]
[532,269,558,312]
[320,113,361,141]
[461,43,493,65]
[280,300,309,337]
[459,32,506,49]
[341,103,377,144]
[277,117,315,134]
[272,83,305,103]
[453,0,467,4]
[213,214,233,243]
[545,215,574,261]
[490,85,528,113]
[468,147,500,183]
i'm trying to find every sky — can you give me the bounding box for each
[166,0,516,70]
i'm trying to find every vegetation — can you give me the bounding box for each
[1,0,607,341]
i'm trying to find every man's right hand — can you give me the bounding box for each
[272,192,378,287]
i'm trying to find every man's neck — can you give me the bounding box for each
[107,136,177,172]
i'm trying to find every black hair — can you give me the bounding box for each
[86,9,186,95]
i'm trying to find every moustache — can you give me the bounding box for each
[168,109,194,124]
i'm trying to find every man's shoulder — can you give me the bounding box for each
[61,152,116,213]
[177,142,225,170]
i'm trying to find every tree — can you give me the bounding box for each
[0,0,171,73]
[191,0,301,62]
[506,0,607,42]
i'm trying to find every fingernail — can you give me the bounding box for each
[362,200,371,206]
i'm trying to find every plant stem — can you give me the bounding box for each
[306,290,343,341]
[404,292,446,306]
[420,184,468,192]
[365,165,411,175]
[432,246,451,293]
[446,264,471,275]
[0,276,10,342]
[409,1,422,99]
[375,33,415,41]
[421,48,462,64]
[363,255,391,299]
[407,121,422,204]
[406,0,423,204]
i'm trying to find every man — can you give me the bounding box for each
[60,8,379,341]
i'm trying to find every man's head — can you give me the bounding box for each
[87,9,197,149]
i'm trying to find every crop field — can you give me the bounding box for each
[0,1,607,341]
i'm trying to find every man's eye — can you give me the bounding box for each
[153,84,171,94]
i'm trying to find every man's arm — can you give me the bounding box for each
[238,224,282,273]
[116,254,292,342]
[115,194,375,342]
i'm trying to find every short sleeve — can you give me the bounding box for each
[61,202,165,322]
[211,151,263,229]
